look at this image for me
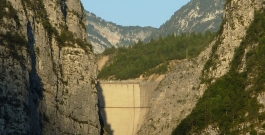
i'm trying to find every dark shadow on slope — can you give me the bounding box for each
[60,0,67,23]
[27,21,44,135]
[96,82,114,135]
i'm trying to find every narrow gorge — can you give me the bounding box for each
[1,0,265,135]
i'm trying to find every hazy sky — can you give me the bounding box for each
[80,0,190,28]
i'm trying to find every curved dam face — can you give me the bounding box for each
[97,81,159,135]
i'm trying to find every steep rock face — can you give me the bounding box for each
[144,0,225,43]
[137,0,264,134]
[158,0,225,35]
[86,11,157,54]
[203,0,263,80]
[0,0,100,135]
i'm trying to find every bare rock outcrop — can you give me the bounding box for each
[204,0,264,80]
[0,0,100,134]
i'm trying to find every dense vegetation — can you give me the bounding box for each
[172,9,265,135]
[98,31,216,80]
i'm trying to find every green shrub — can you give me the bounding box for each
[57,29,92,52]
[250,130,257,135]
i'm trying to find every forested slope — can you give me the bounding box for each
[98,31,216,80]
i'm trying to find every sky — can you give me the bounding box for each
[80,0,190,28]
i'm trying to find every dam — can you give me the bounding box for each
[97,81,159,135]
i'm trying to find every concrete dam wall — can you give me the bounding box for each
[97,81,158,135]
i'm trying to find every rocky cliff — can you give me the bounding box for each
[145,0,225,43]
[137,0,265,134]
[0,0,100,134]
[157,0,225,36]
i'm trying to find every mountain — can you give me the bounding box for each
[86,11,157,54]
[145,0,225,41]
[0,0,100,134]
[159,0,225,35]
[137,0,265,134]
[86,0,225,54]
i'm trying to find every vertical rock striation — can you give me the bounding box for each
[203,0,264,81]
[0,0,100,134]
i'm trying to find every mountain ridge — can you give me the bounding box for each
[86,0,225,54]
[86,11,157,53]
[149,0,225,40]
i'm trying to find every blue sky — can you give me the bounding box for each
[80,0,190,28]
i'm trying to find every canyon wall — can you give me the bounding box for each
[0,0,100,134]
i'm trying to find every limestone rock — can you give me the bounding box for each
[0,0,100,134]
[204,0,264,81]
